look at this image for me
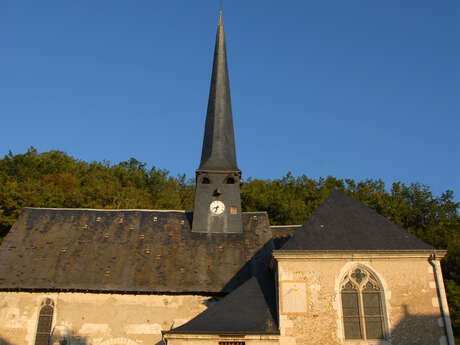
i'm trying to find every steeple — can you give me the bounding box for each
[192,11,243,233]
[198,11,238,172]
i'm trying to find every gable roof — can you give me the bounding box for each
[0,208,273,293]
[281,189,433,251]
[166,269,278,335]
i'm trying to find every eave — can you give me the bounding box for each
[163,332,280,339]
[273,249,447,261]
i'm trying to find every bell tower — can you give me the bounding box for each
[192,11,243,233]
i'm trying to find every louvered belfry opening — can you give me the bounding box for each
[34,298,54,345]
[341,267,385,340]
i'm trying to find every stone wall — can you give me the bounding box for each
[0,292,210,345]
[275,253,448,345]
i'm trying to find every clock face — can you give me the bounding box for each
[210,200,225,215]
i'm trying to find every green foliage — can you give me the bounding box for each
[0,148,459,337]
[0,148,195,240]
[444,236,460,339]
[446,280,460,343]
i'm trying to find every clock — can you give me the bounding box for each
[210,200,225,215]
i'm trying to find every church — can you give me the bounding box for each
[0,11,455,345]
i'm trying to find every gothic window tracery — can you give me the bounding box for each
[35,298,54,345]
[341,267,386,340]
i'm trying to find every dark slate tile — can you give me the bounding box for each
[281,189,433,251]
[167,269,279,335]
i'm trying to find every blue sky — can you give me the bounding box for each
[1,1,459,199]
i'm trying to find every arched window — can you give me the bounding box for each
[224,176,235,184]
[35,298,54,345]
[341,267,386,340]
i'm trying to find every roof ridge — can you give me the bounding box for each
[270,225,302,228]
[23,207,189,213]
[22,208,271,217]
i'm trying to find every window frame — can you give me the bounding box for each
[34,298,55,345]
[340,266,389,342]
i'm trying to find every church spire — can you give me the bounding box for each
[192,11,243,233]
[198,11,238,172]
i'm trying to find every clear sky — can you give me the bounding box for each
[1,1,459,199]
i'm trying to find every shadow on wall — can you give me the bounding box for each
[377,305,449,345]
[0,327,88,345]
[51,328,88,345]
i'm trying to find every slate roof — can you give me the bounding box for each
[167,269,278,335]
[281,189,434,251]
[0,208,273,293]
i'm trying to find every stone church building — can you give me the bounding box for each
[0,11,455,345]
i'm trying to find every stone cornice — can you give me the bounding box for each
[163,333,280,340]
[273,250,447,261]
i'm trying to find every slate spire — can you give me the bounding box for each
[198,11,239,172]
[192,11,243,233]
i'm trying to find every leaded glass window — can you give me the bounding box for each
[341,268,386,340]
[35,298,54,345]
